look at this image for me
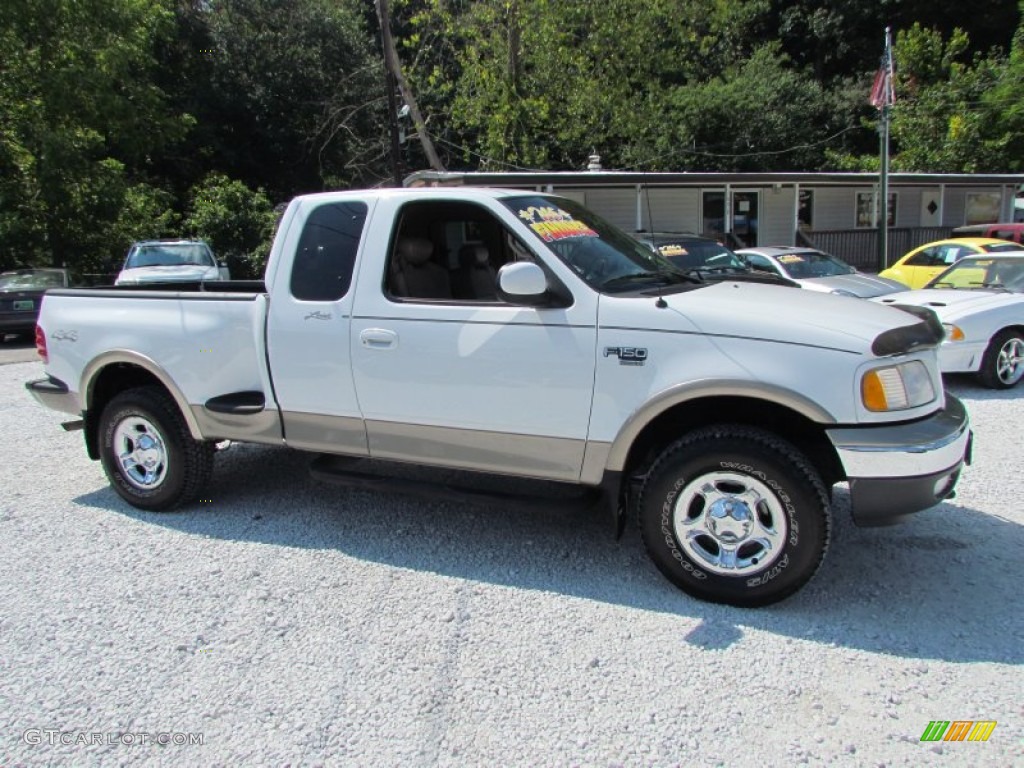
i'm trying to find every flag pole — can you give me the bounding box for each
[877,27,892,272]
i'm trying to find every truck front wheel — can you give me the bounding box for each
[98,386,214,511]
[638,426,830,607]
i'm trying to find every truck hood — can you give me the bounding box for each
[874,288,1022,320]
[607,281,941,356]
[799,272,906,298]
[116,265,219,285]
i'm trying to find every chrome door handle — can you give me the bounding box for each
[359,328,398,349]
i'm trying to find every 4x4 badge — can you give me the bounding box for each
[604,347,648,366]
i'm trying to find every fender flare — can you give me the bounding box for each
[80,349,204,441]
[602,378,837,473]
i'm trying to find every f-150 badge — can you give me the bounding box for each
[604,347,648,366]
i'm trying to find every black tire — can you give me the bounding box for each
[98,386,214,511]
[976,329,1024,389]
[638,425,830,607]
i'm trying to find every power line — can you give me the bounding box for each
[430,134,544,171]
[626,125,865,168]
[431,123,873,173]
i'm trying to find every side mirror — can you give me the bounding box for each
[497,262,558,306]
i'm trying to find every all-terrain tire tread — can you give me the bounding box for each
[636,424,831,606]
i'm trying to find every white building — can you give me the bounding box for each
[406,170,1024,270]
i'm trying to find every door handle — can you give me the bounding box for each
[359,328,398,350]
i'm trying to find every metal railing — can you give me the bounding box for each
[802,227,951,271]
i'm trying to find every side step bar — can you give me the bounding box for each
[309,454,604,516]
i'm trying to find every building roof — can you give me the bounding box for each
[407,170,1024,188]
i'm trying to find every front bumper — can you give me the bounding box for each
[827,395,972,526]
[25,376,81,417]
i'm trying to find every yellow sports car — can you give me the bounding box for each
[879,237,1020,288]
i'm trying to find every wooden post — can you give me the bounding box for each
[375,0,445,175]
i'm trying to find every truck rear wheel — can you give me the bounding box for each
[98,386,214,511]
[638,425,830,607]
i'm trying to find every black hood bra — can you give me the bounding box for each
[871,304,945,356]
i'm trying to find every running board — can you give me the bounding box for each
[309,455,604,515]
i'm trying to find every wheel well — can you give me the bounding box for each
[83,364,169,460]
[994,324,1024,340]
[622,396,844,488]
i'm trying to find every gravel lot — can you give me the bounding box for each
[1,358,1021,767]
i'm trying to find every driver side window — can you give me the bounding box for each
[386,200,535,303]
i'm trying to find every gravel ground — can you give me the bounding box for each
[1,359,1021,767]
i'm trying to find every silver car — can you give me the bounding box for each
[737,246,905,298]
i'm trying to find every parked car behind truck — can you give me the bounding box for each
[0,268,73,340]
[737,246,905,298]
[27,187,972,607]
[875,252,1024,388]
[879,237,1019,288]
[115,239,228,285]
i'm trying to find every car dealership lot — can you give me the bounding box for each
[1,360,1021,767]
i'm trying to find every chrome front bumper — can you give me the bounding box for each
[827,395,972,525]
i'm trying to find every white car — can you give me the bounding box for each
[115,240,228,286]
[738,246,906,297]
[874,252,1024,388]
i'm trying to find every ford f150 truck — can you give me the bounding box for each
[26,187,972,606]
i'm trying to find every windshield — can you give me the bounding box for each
[501,195,697,293]
[926,255,1024,290]
[982,242,1023,253]
[774,250,854,278]
[125,243,215,269]
[644,238,747,271]
[0,269,67,290]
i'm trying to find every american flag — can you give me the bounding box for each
[870,29,895,108]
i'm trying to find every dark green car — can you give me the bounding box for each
[0,268,72,340]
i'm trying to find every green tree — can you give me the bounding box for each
[633,44,840,172]
[398,0,777,171]
[184,173,277,279]
[0,0,184,273]
[889,24,1008,172]
[173,0,388,200]
[984,2,1024,170]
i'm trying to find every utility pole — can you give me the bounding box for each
[871,28,895,272]
[375,0,445,178]
[381,66,403,186]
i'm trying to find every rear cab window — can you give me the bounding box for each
[290,201,368,301]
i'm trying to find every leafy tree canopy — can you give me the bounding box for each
[3,0,1023,274]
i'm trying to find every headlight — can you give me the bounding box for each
[942,323,965,341]
[861,360,936,411]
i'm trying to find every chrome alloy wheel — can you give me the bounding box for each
[672,471,789,576]
[113,415,169,490]
[995,336,1024,385]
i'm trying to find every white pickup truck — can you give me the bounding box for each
[27,187,972,606]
